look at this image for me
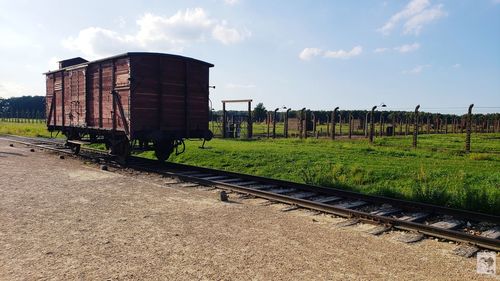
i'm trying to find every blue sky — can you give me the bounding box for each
[0,0,499,113]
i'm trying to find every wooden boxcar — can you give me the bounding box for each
[45,52,214,161]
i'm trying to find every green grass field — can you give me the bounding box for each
[0,120,52,138]
[2,120,499,214]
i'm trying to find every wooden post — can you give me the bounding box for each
[247,101,252,139]
[222,101,227,138]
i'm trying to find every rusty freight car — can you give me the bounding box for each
[45,52,214,162]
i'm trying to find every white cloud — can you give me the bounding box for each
[324,46,363,59]
[224,0,240,5]
[300,46,363,60]
[62,8,250,59]
[299,47,323,61]
[374,43,421,54]
[0,81,34,98]
[394,42,420,53]
[378,0,446,36]
[374,47,389,53]
[225,83,256,89]
[403,64,431,74]
[212,21,250,44]
[403,4,446,35]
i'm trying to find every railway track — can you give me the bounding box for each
[2,134,499,255]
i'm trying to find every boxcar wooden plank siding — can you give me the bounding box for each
[45,52,213,142]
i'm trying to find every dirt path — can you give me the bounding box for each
[0,139,497,280]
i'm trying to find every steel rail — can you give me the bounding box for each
[161,172,500,251]
[2,134,499,251]
[158,161,499,224]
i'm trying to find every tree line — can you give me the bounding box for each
[0,96,45,119]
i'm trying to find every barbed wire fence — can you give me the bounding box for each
[213,104,500,151]
[0,110,45,123]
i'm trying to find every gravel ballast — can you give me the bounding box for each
[0,139,496,280]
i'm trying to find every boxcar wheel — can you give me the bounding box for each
[69,143,81,155]
[113,140,130,165]
[154,140,174,162]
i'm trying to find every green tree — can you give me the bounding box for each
[253,102,267,122]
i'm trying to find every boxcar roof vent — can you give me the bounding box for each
[59,57,88,69]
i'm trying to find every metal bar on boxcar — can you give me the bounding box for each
[112,60,117,132]
[113,90,130,136]
[47,92,55,127]
[158,57,163,130]
[184,61,190,138]
[52,73,57,127]
[99,64,103,128]
[61,72,65,129]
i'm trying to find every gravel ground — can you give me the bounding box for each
[0,139,498,280]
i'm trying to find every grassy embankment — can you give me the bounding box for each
[1,120,499,214]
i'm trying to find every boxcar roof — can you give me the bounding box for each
[44,52,214,75]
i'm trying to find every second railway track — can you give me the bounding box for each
[2,134,499,254]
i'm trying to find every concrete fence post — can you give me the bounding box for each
[365,112,369,138]
[273,108,279,139]
[284,108,291,138]
[465,104,474,153]
[369,106,377,143]
[331,107,339,140]
[413,105,420,148]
